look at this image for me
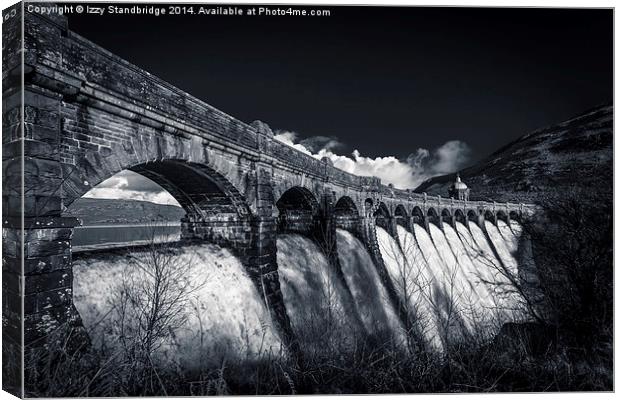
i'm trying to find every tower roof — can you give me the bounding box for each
[452,173,468,190]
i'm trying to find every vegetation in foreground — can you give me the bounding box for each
[15,190,612,396]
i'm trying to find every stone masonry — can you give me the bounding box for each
[2,8,536,351]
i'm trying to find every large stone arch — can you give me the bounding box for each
[27,144,297,346]
[61,137,254,216]
[275,186,320,234]
[334,195,361,233]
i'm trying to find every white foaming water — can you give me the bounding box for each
[277,233,364,351]
[73,244,283,369]
[485,221,518,275]
[410,223,456,342]
[428,224,474,301]
[497,220,518,254]
[394,226,443,351]
[509,219,523,238]
[412,224,445,284]
[441,223,493,322]
[336,229,405,344]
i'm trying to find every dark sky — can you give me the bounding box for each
[65,4,613,164]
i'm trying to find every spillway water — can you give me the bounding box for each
[378,221,529,350]
[73,244,283,369]
[442,223,493,326]
[393,226,444,351]
[276,233,364,352]
[497,220,518,253]
[485,221,519,276]
[74,220,529,364]
[336,229,405,346]
[509,219,523,237]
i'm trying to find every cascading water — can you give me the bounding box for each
[336,228,405,345]
[409,223,464,344]
[497,220,518,253]
[393,225,444,351]
[73,244,283,370]
[74,219,530,365]
[485,221,519,276]
[509,219,523,237]
[276,233,364,352]
[441,223,495,326]
[428,223,478,331]
[377,220,530,351]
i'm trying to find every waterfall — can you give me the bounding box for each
[497,220,518,253]
[485,221,519,275]
[442,223,494,325]
[73,244,283,369]
[74,220,530,363]
[337,229,406,346]
[394,225,444,351]
[276,233,364,352]
[376,221,529,350]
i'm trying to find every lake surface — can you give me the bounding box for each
[73,223,181,252]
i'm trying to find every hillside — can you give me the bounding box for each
[65,198,185,226]
[414,104,613,203]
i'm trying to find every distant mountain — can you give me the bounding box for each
[414,104,613,204]
[65,198,185,226]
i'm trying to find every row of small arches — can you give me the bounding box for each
[276,186,520,226]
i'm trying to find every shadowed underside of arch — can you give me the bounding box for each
[334,195,360,232]
[276,186,319,234]
[412,206,425,226]
[454,209,466,224]
[394,204,408,228]
[129,160,251,219]
[374,202,391,232]
[427,207,440,227]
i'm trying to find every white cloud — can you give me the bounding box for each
[83,170,180,206]
[274,131,471,189]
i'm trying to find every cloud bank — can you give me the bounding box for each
[83,170,180,206]
[274,131,471,189]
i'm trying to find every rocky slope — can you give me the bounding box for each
[414,104,613,203]
[65,198,185,225]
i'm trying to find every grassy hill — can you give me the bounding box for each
[65,198,185,226]
[414,104,612,203]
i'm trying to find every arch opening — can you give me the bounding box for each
[467,210,479,223]
[394,204,408,228]
[334,196,360,232]
[441,208,452,224]
[412,206,425,226]
[496,210,509,224]
[484,210,497,224]
[364,198,374,217]
[65,160,253,251]
[427,207,440,226]
[276,186,319,233]
[454,209,466,224]
[66,162,282,365]
[374,202,391,231]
